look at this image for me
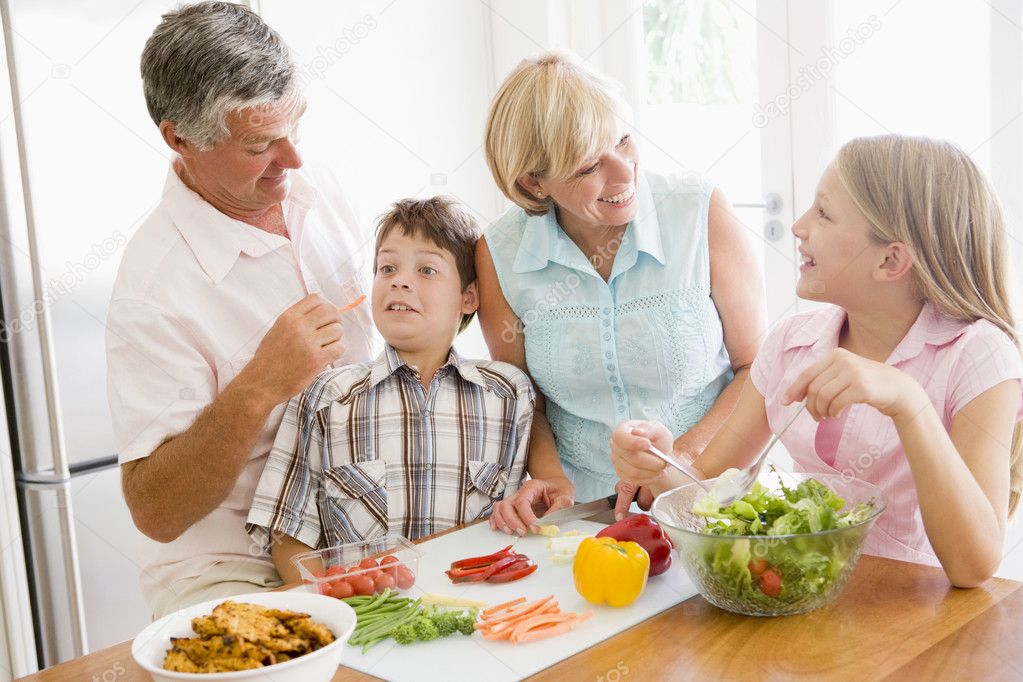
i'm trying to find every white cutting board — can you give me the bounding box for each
[322,519,698,682]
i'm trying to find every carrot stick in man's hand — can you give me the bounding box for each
[339,294,366,312]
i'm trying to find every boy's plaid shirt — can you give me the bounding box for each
[246,345,534,549]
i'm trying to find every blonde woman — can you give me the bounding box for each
[477,50,766,532]
[613,135,1023,587]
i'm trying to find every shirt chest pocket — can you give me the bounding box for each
[318,459,389,544]
[217,353,255,391]
[463,460,512,522]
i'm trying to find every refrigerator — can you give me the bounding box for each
[0,1,174,675]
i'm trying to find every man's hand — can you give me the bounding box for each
[240,293,346,405]
[489,477,575,536]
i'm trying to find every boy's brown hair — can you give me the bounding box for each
[374,197,481,332]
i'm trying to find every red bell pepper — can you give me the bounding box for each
[595,514,674,577]
[447,554,525,583]
[446,546,537,584]
[486,559,537,583]
[449,545,514,570]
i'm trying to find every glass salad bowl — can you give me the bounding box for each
[651,470,886,616]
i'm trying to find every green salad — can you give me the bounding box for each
[690,474,876,605]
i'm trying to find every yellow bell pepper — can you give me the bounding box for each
[573,536,650,607]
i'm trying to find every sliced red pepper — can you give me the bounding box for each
[449,545,514,570]
[444,564,490,580]
[486,560,537,583]
[449,554,521,583]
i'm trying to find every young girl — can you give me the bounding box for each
[611,135,1023,587]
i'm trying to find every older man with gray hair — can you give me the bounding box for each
[107,1,376,618]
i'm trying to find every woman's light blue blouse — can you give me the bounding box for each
[486,170,733,502]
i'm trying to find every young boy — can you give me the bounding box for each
[246,197,534,583]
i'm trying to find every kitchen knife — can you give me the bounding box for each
[536,493,619,526]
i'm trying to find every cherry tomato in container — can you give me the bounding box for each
[379,555,400,579]
[373,572,396,592]
[395,565,415,590]
[358,558,379,571]
[329,579,355,599]
[349,573,376,596]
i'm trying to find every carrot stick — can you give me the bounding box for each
[482,597,527,619]
[510,611,592,644]
[487,603,560,633]
[339,294,366,312]
[487,595,554,623]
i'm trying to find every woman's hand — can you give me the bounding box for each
[610,420,681,519]
[783,348,929,422]
[489,476,575,536]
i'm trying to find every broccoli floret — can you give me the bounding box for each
[429,609,461,637]
[455,609,478,636]
[390,622,418,645]
[412,616,440,641]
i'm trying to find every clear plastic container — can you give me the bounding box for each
[291,534,423,599]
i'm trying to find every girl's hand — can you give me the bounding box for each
[783,348,928,422]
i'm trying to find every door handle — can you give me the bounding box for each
[733,192,783,214]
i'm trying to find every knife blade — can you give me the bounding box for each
[536,493,619,527]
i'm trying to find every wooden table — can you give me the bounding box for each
[17,552,1023,681]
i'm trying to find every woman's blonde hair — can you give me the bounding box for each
[484,49,628,216]
[834,134,1023,515]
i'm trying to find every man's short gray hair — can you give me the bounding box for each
[141,1,296,150]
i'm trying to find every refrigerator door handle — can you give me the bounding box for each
[15,471,71,491]
[0,0,88,657]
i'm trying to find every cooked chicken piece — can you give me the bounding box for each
[284,614,336,648]
[164,634,270,672]
[162,601,335,673]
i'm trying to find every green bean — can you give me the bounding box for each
[353,589,390,614]
[351,603,421,644]
[350,611,406,643]
[365,601,408,615]
[352,612,411,642]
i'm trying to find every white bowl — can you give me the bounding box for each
[131,591,357,681]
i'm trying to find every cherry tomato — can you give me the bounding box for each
[758,568,783,598]
[748,559,769,578]
[350,574,376,596]
[316,581,332,595]
[373,572,396,592]
[358,558,379,570]
[379,555,400,579]
[326,565,347,577]
[329,579,355,599]
[395,566,415,590]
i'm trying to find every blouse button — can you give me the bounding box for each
[605,351,612,359]
[603,333,611,341]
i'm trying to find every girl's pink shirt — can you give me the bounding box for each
[751,301,1023,566]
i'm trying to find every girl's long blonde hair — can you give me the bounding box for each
[834,134,1022,515]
